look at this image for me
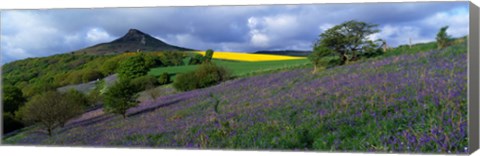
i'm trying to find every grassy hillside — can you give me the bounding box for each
[3,39,467,153]
[148,59,310,78]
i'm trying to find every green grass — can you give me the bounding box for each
[148,59,310,78]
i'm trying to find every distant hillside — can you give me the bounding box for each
[73,29,194,55]
[254,50,312,56]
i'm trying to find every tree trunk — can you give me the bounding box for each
[341,54,347,65]
[312,65,317,74]
[123,113,127,119]
[382,41,388,52]
[351,50,356,61]
[47,128,52,136]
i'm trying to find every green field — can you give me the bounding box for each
[148,59,310,78]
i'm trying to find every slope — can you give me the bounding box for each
[3,41,467,153]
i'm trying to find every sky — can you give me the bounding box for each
[0,2,469,64]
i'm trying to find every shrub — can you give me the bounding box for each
[103,79,140,118]
[173,71,198,91]
[195,63,230,88]
[173,63,231,91]
[131,75,159,91]
[81,70,103,83]
[189,54,205,65]
[158,72,170,85]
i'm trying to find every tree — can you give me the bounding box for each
[59,90,87,127]
[436,26,450,50]
[204,49,214,63]
[308,45,335,73]
[160,52,184,66]
[315,20,380,65]
[103,79,140,119]
[3,85,26,134]
[2,85,26,113]
[117,54,149,80]
[17,91,84,136]
[64,89,89,108]
[87,79,106,107]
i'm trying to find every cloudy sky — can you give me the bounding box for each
[0,2,469,64]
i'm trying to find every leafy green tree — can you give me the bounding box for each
[308,45,334,73]
[2,85,26,113]
[204,49,214,63]
[59,90,87,127]
[87,79,106,107]
[117,54,149,80]
[143,54,161,68]
[316,20,380,65]
[17,91,84,136]
[103,80,140,119]
[436,26,451,49]
[160,52,184,66]
[64,89,89,107]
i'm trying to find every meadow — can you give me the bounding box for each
[3,40,468,153]
[148,59,310,78]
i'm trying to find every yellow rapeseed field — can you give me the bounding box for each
[195,51,306,62]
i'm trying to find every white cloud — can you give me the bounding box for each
[86,28,112,43]
[246,15,301,48]
[318,23,334,32]
[250,31,270,48]
[422,8,469,38]
[0,11,63,62]
[369,25,432,47]
[247,17,258,29]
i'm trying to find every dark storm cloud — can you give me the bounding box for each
[0,2,469,64]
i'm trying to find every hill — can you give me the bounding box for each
[254,50,312,56]
[73,29,194,55]
[3,40,467,153]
